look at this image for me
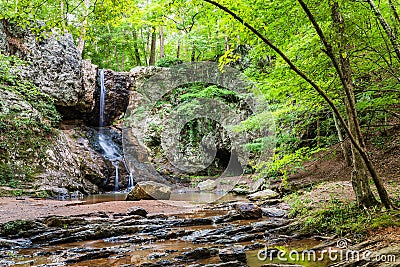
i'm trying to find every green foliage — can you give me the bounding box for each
[0,220,36,236]
[179,84,240,103]
[258,147,325,180]
[1,0,399,203]
[156,57,182,67]
[286,196,400,238]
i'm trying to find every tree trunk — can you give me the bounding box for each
[159,27,165,59]
[191,42,196,62]
[149,27,157,66]
[225,36,230,51]
[367,0,400,62]
[132,29,142,65]
[114,45,118,70]
[60,1,66,28]
[145,28,150,65]
[388,0,400,24]
[176,39,181,59]
[203,0,394,208]
[331,1,380,207]
[333,113,351,167]
[316,116,321,146]
[76,0,90,56]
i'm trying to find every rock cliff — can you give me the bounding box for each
[0,21,171,194]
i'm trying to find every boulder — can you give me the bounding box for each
[231,187,248,195]
[126,181,171,201]
[247,189,279,201]
[249,178,265,193]
[219,245,247,263]
[233,202,262,219]
[197,180,217,191]
[261,208,287,218]
[0,21,89,117]
[126,206,148,217]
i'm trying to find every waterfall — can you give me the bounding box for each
[113,161,119,191]
[128,170,135,189]
[98,69,121,192]
[99,69,105,127]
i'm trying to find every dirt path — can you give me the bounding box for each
[0,197,203,223]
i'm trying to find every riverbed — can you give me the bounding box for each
[0,193,334,267]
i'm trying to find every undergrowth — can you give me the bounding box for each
[286,193,400,240]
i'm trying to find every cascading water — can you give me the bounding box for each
[113,161,119,192]
[128,170,135,189]
[99,69,105,128]
[98,69,122,191]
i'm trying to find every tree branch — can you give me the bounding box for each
[203,0,393,208]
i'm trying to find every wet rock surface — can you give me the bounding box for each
[261,207,288,218]
[34,126,109,194]
[234,202,262,219]
[219,245,247,263]
[126,206,148,217]
[0,202,298,267]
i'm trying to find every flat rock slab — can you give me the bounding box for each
[248,189,279,201]
[219,245,247,263]
[261,208,287,218]
[232,188,249,195]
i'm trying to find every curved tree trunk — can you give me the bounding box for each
[203,0,393,209]
[332,1,382,207]
[333,113,351,167]
[388,0,400,24]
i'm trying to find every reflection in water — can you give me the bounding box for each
[83,193,127,204]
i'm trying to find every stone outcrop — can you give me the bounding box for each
[88,69,132,126]
[0,21,96,119]
[34,126,109,194]
[0,21,202,192]
[219,245,247,263]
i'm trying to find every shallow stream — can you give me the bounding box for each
[1,192,336,267]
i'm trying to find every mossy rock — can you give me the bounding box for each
[0,220,44,236]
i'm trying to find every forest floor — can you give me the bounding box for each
[285,125,400,202]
